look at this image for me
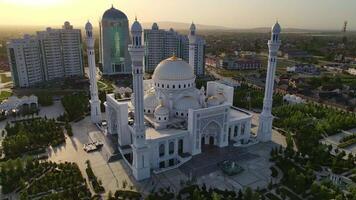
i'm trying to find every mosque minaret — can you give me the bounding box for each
[85,21,102,124]
[188,22,196,71]
[128,18,151,180]
[103,19,280,181]
[257,22,281,142]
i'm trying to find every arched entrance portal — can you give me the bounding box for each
[201,137,205,147]
[201,121,221,152]
[209,136,214,145]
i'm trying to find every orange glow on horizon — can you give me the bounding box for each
[0,0,355,30]
[1,0,65,7]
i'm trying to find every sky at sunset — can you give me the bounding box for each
[0,0,355,30]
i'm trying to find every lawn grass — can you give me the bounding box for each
[97,81,107,90]
[0,90,12,102]
[98,78,114,92]
[0,73,12,83]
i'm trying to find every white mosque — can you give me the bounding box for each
[85,19,281,181]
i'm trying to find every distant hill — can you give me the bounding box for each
[240,27,325,33]
[140,21,346,33]
[1,23,353,34]
[141,21,231,31]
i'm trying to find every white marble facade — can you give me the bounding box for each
[105,21,252,179]
[103,19,262,181]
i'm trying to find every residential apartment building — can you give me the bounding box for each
[7,22,84,87]
[61,22,84,77]
[37,28,65,80]
[206,54,261,70]
[7,35,44,87]
[192,36,206,75]
[144,23,205,75]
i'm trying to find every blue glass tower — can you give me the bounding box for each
[100,5,131,75]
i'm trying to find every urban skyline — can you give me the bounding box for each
[0,0,356,30]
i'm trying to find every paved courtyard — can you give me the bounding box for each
[179,145,258,177]
[0,101,288,198]
[190,142,277,190]
[42,113,282,197]
[46,116,138,197]
[42,107,287,197]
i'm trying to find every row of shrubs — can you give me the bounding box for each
[339,133,356,143]
[338,138,356,148]
[85,160,105,194]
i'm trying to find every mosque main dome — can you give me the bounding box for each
[102,6,128,20]
[152,56,195,81]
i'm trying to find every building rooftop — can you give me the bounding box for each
[145,126,188,140]
[102,6,128,20]
[152,57,195,81]
[229,107,252,121]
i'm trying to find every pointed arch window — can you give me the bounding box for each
[169,141,174,154]
[159,144,165,157]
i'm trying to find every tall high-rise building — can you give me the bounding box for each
[164,28,180,60]
[100,5,131,75]
[37,21,83,80]
[144,24,181,73]
[7,22,84,88]
[37,28,64,80]
[7,35,44,88]
[61,22,84,77]
[191,34,206,75]
[143,23,165,73]
[144,23,206,75]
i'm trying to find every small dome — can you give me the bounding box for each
[102,6,128,20]
[131,19,142,32]
[207,94,225,106]
[144,93,159,109]
[153,56,195,81]
[272,22,281,34]
[190,22,196,32]
[85,21,93,30]
[174,96,201,111]
[64,21,70,27]
[155,105,169,116]
[152,23,159,30]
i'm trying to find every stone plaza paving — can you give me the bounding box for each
[43,114,281,197]
[46,116,137,196]
[179,145,258,178]
[142,141,278,194]
[0,102,287,198]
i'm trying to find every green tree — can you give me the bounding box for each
[212,192,222,200]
